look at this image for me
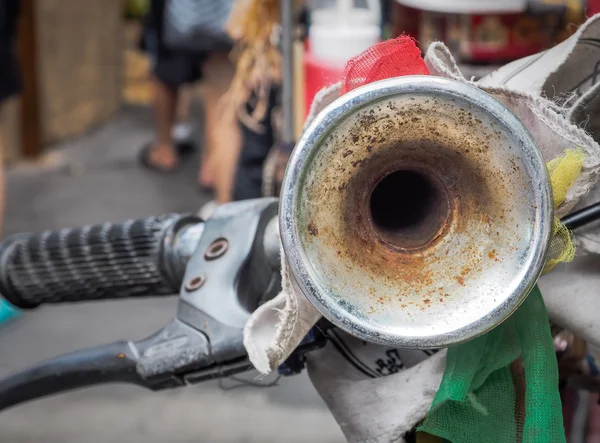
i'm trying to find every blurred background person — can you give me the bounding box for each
[226,0,283,202]
[200,52,241,204]
[139,0,241,206]
[137,0,199,172]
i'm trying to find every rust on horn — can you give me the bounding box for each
[279,76,553,348]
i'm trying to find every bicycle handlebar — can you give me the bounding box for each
[0,199,299,412]
[0,214,204,309]
[1,198,595,310]
[0,195,595,413]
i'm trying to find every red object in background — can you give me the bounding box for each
[393,2,586,64]
[467,13,548,62]
[586,0,600,17]
[590,0,600,14]
[304,50,345,119]
[304,37,429,119]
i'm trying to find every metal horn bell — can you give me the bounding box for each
[279,76,553,348]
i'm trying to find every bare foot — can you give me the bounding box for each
[148,143,178,171]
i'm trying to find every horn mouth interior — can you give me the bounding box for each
[368,169,451,251]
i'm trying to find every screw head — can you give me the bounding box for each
[185,274,206,292]
[204,238,229,260]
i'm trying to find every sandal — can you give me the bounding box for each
[138,143,179,173]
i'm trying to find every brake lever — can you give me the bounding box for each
[121,198,284,390]
[135,198,328,386]
[0,340,145,410]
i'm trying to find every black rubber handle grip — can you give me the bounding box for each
[0,214,195,309]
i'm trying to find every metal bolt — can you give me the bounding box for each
[185,274,206,292]
[204,238,229,260]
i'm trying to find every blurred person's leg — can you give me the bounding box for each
[173,84,194,145]
[139,0,199,172]
[141,54,201,171]
[145,75,179,170]
[197,88,215,189]
[201,52,240,203]
[232,86,279,201]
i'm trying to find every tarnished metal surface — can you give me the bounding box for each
[280,76,553,348]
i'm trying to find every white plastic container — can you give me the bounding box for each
[397,0,526,14]
[309,0,381,66]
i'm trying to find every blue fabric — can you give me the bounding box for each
[0,298,20,325]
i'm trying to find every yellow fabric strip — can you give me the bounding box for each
[543,149,585,273]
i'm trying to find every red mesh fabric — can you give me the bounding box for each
[340,36,429,95]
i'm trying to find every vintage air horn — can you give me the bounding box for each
[279,76,553,348]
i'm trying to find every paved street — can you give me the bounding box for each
[0,106,344,442]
